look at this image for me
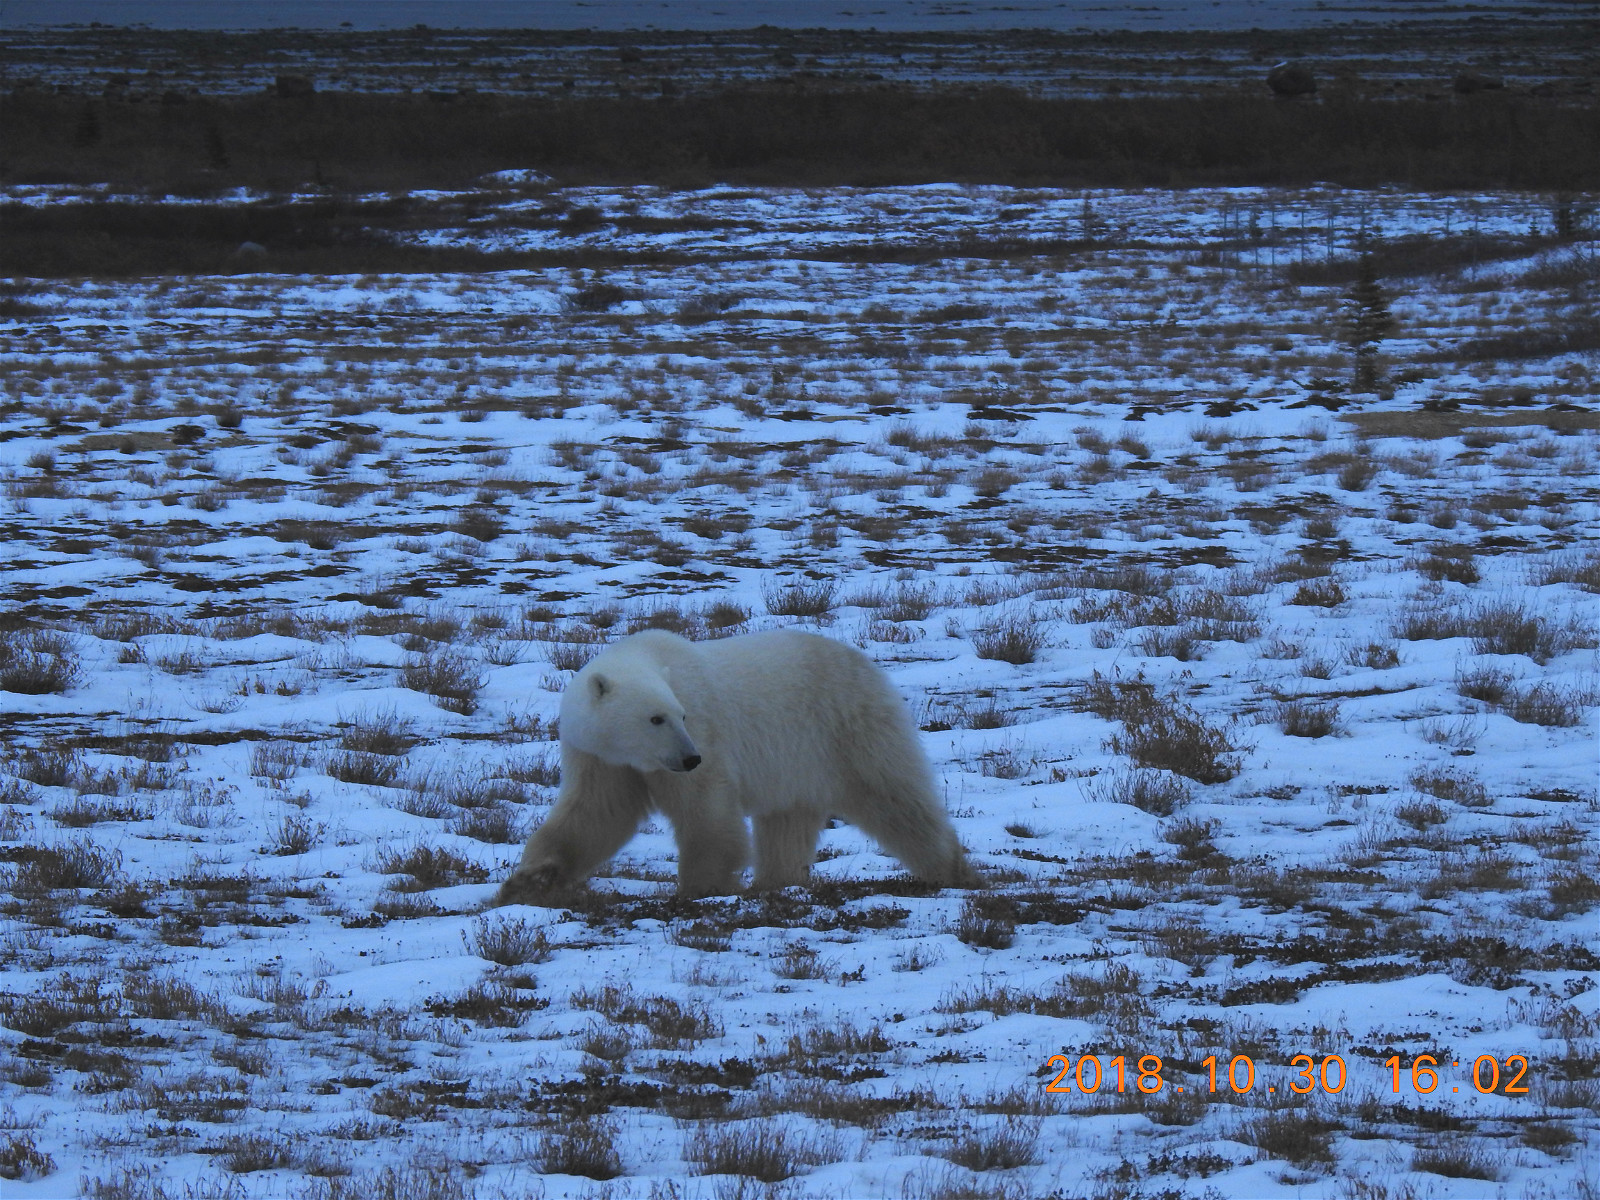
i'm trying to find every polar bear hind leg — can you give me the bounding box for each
[847,791,975,887]
[837,747,978,888]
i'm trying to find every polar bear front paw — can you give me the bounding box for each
[496,863,563,905]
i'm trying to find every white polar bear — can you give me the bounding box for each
[498,628,975,901]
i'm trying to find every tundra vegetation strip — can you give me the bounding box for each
[0,182,1595,1198]
[3,16,1596,103]
[6,88,1598,208]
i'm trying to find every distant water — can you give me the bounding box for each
[0,0,1583,31]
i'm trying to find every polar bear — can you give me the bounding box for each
[497,628,975,901]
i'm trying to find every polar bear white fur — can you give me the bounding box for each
[497,628,975,901]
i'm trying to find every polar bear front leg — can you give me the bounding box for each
[497,753,650,904]
[669,807,750,898]
[751,809,828,891]
[651,777,749,898]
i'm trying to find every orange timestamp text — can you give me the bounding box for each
[1042,1054,1531,1097]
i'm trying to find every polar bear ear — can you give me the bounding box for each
[589,673,610,700]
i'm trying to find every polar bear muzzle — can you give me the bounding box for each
[651,711,700,773]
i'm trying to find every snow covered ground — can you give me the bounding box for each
[0,182,1595,1199]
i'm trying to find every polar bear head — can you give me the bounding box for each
[560,658,701,774]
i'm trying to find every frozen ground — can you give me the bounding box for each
[0,181,1596,1199]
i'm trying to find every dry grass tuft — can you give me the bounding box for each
[1276,700,1344,738]
[372,843,488,890]
[0,630,82,694]
[569,983,723,1048]
[339,710,418,755]
[0,1132,55,1182]
[1109,703,1244,784]
[400,652,485,714]
[953,894,1016,949]
[468,915,553,965]
[1412,1139,1501,1180]
[763,577,838,619]
[683,1119,838,1182]
[1088,767,1192,816]
[972,614,1046,665]
[533,1117,622,1179]
[1238,1109,1337,1168]
[940,1119,1040,1172]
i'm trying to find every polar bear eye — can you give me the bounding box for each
[650,715,665,726]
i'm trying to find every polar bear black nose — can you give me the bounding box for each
[682,754,702,771]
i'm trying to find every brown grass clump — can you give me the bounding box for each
[1088,767,1191,816]
[1536,549,1600,593]
[0,1132,55,1182]
[940,962,1147,1027]
[339,710,418,755]
[1503,683,1591,728]
[399,652,485,714]
[1238,1110,1337,1169]
[1468,601,1587,662]
[9,839,123,893]
[763,577,838,619]
[449,804,523,843]
[249,740,302,782]
[468,915,553,966]
[0,630,83,694]
[1276,700,1343,738]
[941,1120,1040,1172]
[533,1117,623,1179]
[683,1119,837,1182]
[952,894,1016,950]
[424,980,548,1026]
[569,984,723,1049]
[1417,545,1480,584]
[1109,702,1244,784]
[372,843,488,890]
[973,614,1046,665]
[1289,578,1347,607]
[325,750,404,788]
[1412,1140,1502,1180]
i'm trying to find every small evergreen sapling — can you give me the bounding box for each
[1340,251,1396,392]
